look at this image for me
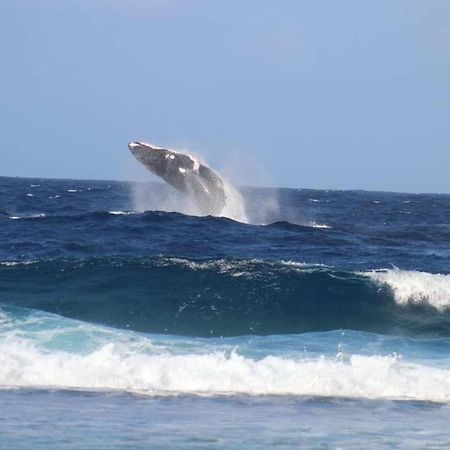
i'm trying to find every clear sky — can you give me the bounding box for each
[1,0,449,192]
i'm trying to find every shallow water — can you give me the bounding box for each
[2,391,450,450]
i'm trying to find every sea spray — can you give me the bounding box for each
[220,179,248,223]
[130,171,248,223]
[365,269,450,310]
[130,180,201,217]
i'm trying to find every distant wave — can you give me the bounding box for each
[1,257,450,337]
[1,210,182,223]
[4,208,449,247]
[107,210,138,216]
[267,221,331,231]
[8,213,46,220]
[308,221,331,229]
[1,209,332,230]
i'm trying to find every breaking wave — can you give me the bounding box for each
[1,257,450,337]
[1,307,450,402]
[2,340,450,401]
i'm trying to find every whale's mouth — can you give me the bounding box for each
[128,142,157,161]
[128,142,170,174]
[128,142,142,150]
[128,142,165,151]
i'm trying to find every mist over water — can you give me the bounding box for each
[130,180,200,217]
[130,177,248,223]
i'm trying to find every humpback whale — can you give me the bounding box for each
[128,141,227,216]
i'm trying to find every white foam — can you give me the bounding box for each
[108,211,136,216]
[9,214,45,220]
[0,260,37,267]
[159,257,262,278]
[0,311,9,326]
[162,258,330,277]
[281,261,329,269]
[26,193,34,197]
[308,221,331,229]
[67,189,79,193]
[366,270,450,310]
[1,340,450,401]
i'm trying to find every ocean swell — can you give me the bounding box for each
[1,257,450,337]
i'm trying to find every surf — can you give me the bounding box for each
[2,257,450,337]
[1,306,450,402]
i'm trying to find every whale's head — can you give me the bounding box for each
[128,141,201,190]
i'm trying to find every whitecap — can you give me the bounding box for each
[308,222,331,229]
[365,269,450,310]
[0,340,450,402]
[8,214,46,220]
[108,211,136,216]
[0,260,37,266]
[281,261,329,269]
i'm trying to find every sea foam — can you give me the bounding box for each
[1,339,450,402]
[1,306,450,402]
[366,270,450,310]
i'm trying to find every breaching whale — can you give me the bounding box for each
[128,141,227,216]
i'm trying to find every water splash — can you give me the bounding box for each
[130,169,248,223]
[220,179,248,223]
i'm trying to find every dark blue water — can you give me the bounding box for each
[1,176,450,448]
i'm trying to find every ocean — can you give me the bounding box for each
[1,175,450,449]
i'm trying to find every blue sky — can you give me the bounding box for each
[1,0,449,192]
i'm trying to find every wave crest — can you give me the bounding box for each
[1,257,450,337]
[366,270,450,310]
[1,338,450,402]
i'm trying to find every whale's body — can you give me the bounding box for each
[128,142,226,216]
